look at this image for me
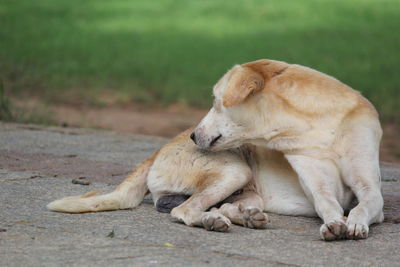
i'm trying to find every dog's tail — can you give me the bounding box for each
[47,151,158,213]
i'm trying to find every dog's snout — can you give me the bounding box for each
[190,132,196,144]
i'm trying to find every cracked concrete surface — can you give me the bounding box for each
[0,122,399,266]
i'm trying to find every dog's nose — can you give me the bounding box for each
[190,132,196,144]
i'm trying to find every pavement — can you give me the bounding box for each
[0,122,399,267]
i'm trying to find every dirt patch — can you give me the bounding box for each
[0,150,131,185]
[13,98,207,138]
[380,123,400,163]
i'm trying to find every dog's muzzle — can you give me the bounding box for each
[190,131,222,149]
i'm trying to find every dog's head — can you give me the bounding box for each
[191,60,277,151]
[190,59,362,151]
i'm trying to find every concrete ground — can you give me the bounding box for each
[0,122,399,267]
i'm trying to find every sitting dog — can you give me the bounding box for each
[47,59,384,240]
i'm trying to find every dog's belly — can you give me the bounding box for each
[254,148,317,216]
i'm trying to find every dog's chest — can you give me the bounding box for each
[252,148,315,215]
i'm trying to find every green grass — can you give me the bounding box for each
[1,0,399,118]
[0,82,13,121]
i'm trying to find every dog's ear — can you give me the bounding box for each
[222,67,264,108]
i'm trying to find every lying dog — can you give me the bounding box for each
[48,59,384,240]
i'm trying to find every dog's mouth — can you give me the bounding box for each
[209,134,222,147]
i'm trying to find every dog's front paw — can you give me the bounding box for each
[346,222,369,240]
[242,206,269,229]
[320,220,347,241]
[202,212,231,232]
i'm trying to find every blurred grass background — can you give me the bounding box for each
[0,0,399,120]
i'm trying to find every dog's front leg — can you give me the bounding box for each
[170,165,252,232]
[338,126,384,239]
[285,155,347,241]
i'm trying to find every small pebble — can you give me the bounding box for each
[72,179,90,185]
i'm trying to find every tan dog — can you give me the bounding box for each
[48,59,384,240]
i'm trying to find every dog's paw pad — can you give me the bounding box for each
[320,221,347,241]
[346,222,369,240]
[202,212,231,232]
[242,206,269,229]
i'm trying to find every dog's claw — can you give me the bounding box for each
[242,207,269,229]
[320,220,347,241]
[346,222,369,240]
[202,212,231,232]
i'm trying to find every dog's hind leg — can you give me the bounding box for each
[212,188,269,229]
[170,164,252,232]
